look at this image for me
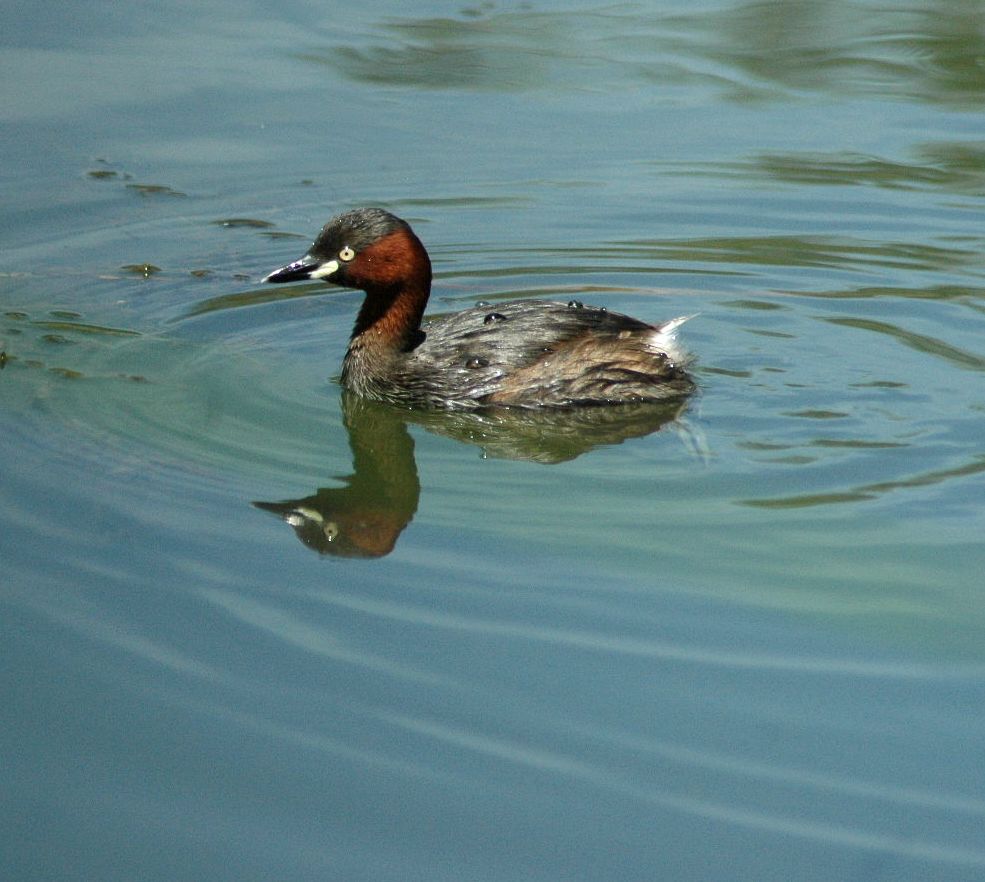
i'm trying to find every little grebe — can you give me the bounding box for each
[264,207,695,409]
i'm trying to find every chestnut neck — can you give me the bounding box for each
[351,278,429,353]
[349,232,432,354]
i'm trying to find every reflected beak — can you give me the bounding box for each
[263,255,339,284]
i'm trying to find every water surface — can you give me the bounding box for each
[3,2,985,880]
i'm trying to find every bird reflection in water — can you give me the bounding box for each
[254,392,690,558]
[254,394,420,558]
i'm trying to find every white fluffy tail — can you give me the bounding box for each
[657,314,696,336]
[650,314,696,362]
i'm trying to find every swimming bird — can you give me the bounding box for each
[264,207,694,409]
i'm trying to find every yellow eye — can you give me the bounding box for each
[339,246,356,262]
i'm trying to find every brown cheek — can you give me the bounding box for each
[356,231,417,287]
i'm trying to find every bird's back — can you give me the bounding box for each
[359,300,695,409]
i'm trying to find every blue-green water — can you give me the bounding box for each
[3,2,985,879]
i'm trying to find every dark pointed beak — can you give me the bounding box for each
[263,254,332,284]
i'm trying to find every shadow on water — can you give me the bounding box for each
[299,9,577,92]
[823,316,985,371]
[740,453,985,509]
[299,1,985,107]
[596,236,985,275]
[254,391,688,558]
[716,144,985,197]
[184,280,335,317]
[696,0,985,106]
